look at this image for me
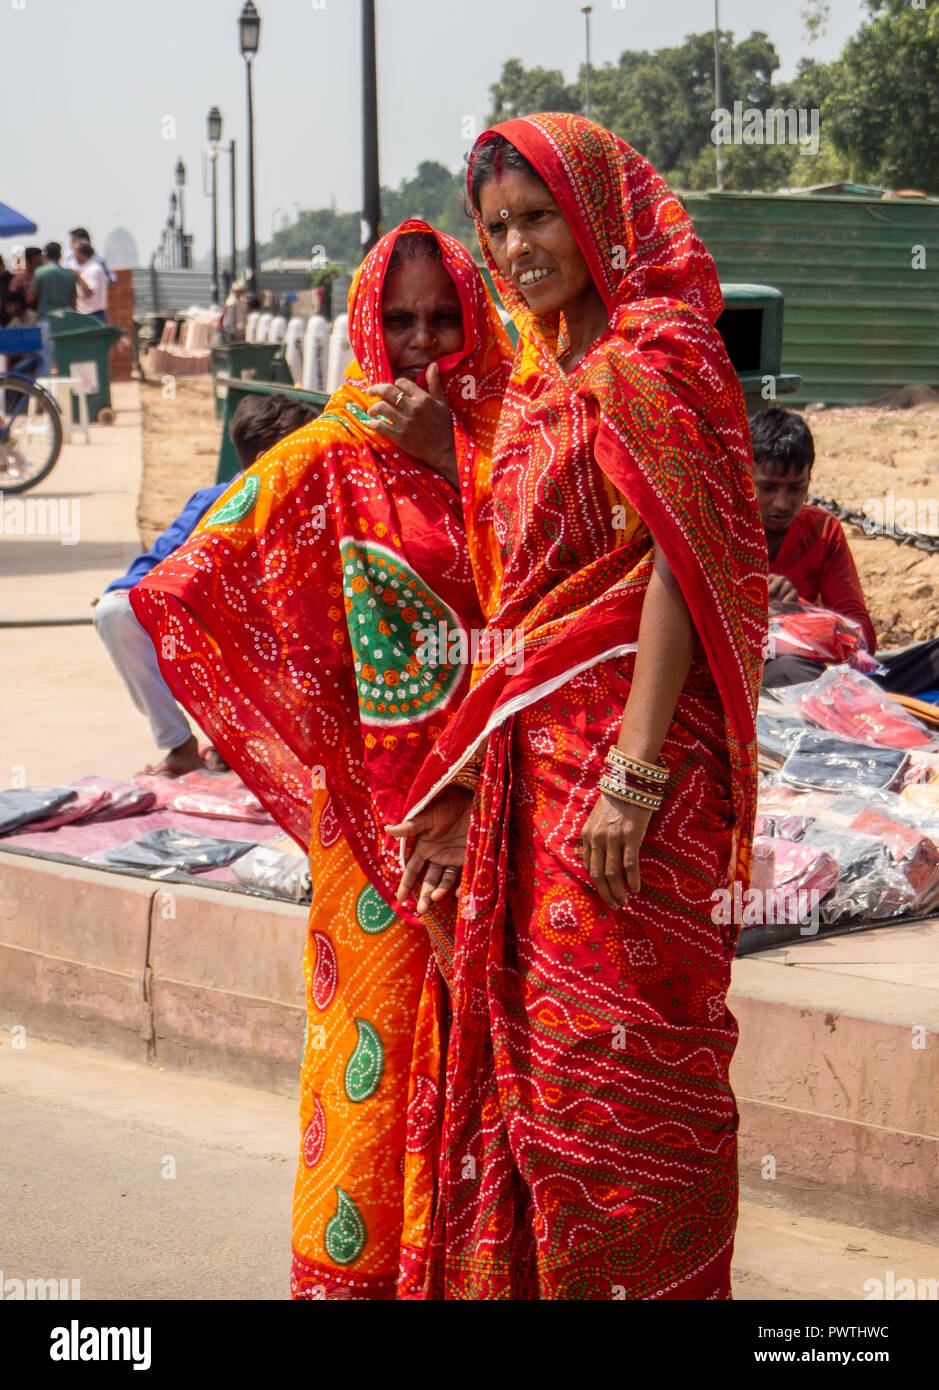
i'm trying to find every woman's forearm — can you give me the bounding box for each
[614,544,695,764]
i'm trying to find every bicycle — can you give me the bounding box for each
[0,325,64,494]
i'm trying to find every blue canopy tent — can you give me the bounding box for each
[0,202,38,238]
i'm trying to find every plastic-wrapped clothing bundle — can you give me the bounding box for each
[757,835,840,925]
[23,786,112,831]
[798,822,917,922]
[779,730,909,793]
[84,828,256,873]
[0,787,77,835]
[767,602,880,674]
[71,777,157,822]
[756,712,806,768]
[232,843,312,901]
[795,666,934,749]
[132,769,273,821]
[851,808,939,909]
[754,812,813,840]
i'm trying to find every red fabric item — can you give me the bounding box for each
[851,809,939,898]
[797,668,933,748]
[771,505,876,654]
[769,604,876,671]
[71,777,157,822]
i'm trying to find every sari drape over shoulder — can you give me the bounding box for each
[130,221,512,1299]
[402,116,767,1300]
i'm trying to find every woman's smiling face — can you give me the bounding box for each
[478,169,596,318]
[381,258,464,381]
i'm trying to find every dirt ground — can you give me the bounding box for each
[138,379,939,649]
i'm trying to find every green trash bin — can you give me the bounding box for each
[47,310,123,423]
[210,341,282,419]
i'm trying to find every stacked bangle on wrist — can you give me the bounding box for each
[599,748,669,812]
[449,750,484,794]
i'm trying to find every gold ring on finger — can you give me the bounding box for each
[393,389,405,408]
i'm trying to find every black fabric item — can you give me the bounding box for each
[780,730,909,793]
[85,828,256,873]
[0,787,77,834]
[756,712,807,760]
[762,656,827,689]
[873,637,939,696]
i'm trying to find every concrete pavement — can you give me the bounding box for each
[2,1033,936,1301]
[0,380,173,783]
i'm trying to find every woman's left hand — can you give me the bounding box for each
[579,791,654,907]
[366,363,458,486]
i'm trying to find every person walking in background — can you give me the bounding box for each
[30,242,78,374]
[63,226,115,282]
[73,240,108,322]
[8,246,42,306]
[93,392,317,777]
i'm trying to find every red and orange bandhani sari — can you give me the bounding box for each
[401,115,768,1299]
[130,220,511,1299]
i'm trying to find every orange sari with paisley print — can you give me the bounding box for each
[130,220,511,1299]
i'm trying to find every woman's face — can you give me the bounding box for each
[478,170,596,317]
[381,258,464,381]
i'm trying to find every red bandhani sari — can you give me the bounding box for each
[402,116,768,1299]
[130,221,511,1299]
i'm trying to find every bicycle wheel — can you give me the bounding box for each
[0,377,64,494]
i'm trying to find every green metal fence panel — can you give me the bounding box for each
[685,192,939,405]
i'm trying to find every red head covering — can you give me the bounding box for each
[131,222,511,921]
[406,116,766,887]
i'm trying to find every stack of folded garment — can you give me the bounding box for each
[795,667,934,749]
[779,730,909,794]
[755,835,840,926]
[798,822,917,923]
[851,808,939,912]
[0,787,80,835]
[84,827,256,874]
[232,834,312,902]
[132,769,273,822]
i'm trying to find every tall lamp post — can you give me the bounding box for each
[168,191,178,268]
[713,0,724,190]
[207,106,221,302]
[361,0,380,257]
[175,159,188,267]
[239,1,261,293]
[581,6,593,120]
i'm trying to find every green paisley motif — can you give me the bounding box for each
[206,473,260,526]
[324,1186,367,1265]
[355,883,395,935]
[341,538,462,725]
[344,1018,384,1102]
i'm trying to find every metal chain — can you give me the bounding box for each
[808,493,939,554]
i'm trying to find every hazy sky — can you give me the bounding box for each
[1,0,867,266]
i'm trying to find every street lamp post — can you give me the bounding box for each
[714,0,724,190]
[168,191,178,268]
[175,158,187,268]
[239,1,261,293]
[581,6,593,120]
[361,0,381,257]
[207,107,221,302]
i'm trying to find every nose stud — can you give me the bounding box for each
[500,208,510,220]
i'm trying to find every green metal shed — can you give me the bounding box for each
[684,190,939,406]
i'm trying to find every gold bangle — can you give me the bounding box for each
[597,776,663,811]
[605,748,669,783]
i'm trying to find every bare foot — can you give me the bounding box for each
[137,734,205,778]
[199,743,230,772]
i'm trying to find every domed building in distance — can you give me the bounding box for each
[103,226,139,270]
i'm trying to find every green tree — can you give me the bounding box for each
[486,58,580,124]
[825,0,939,193]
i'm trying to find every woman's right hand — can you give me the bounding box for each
[386,784,473,913]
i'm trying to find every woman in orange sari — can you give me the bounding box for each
[391,115,767,1299]
[130,220,511,1299]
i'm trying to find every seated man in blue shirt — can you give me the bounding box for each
[93,393,317,775]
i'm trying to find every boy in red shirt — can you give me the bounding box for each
[753,408,939,696]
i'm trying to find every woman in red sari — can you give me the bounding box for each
[131,221,511,1299]
[391,114,767,1299]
